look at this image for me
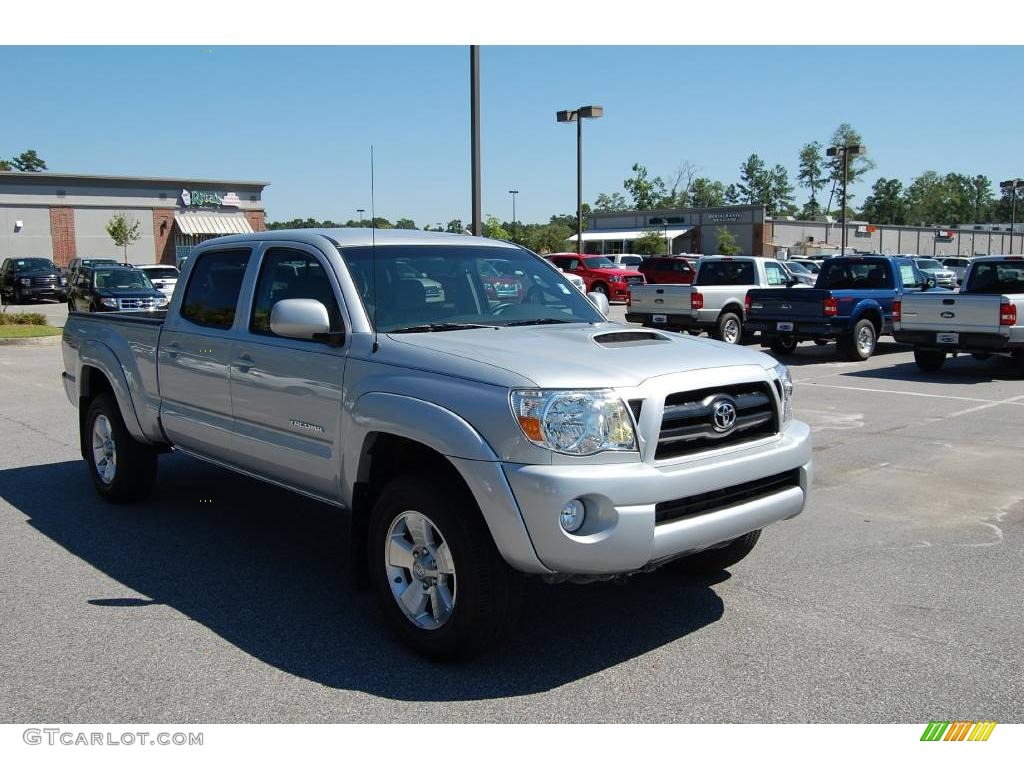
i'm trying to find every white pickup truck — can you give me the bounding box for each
[894,255,1024,372]
[626,256,798,344]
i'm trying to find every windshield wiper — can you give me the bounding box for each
[388,322,499,333]
[502,318,576,326]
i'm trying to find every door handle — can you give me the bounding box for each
[233,353,254,373]
[165,342,180,359]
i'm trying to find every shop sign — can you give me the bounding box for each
[180,189,241,208]
[707,212,742,223]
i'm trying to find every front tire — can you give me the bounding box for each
[769,336,799,355]
[714,311,743,344]
[13,287,24,304]
[914,348,946,372]
[84,394,157,502]
[367,472,523,659]
[839,319,877,361]
[671,530,762,575]
[591,282,608,297]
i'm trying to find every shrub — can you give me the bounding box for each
[0,312,48,326]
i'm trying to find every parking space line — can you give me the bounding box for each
[945,395,1024,419]
[798,382,1024,406]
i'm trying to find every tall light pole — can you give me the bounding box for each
[508,190,519,243]
[556,105,603,254]
[356,208,365,226]
[470,46,482,236]
[826,144,865,256]
[999,179,1022,254]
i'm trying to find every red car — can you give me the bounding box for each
[548,253,645,302]
[479,258,525,302]
[637,255,696,285]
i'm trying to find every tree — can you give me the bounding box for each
[797,141,825,210]
[395,218,417,229]
[106,213,142,264]
[593,191,629,212]
[799,199,823,220]
[483,215,510,241]
[689,177,727,208]
[526,223,574,254]
[623,163,668,210]
[634,230,666,256]
[9,150,47,172]
[970,175,995,223]
[735,154,767,205]
[826,123,875,206]
[724,184,740,205]
[370,217,392,229]
[0,159,11,171]
[661,161,698,208]
[716,227,741,256]
[903,171,947,226]
[767,164,796,216]
[859,178,906,225]
[445,219,464,234]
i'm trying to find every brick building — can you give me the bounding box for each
[0,172,269,266]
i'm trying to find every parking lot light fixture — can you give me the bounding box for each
[827,144,865,256]
[557,105,604,254]
[356,209,365,227]
[508,190,519,243]
[999,179,1023,254]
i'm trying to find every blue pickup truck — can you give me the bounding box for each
[744,255,948,360]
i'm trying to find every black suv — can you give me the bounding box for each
[68,265,169,313]
[0,257,68,303]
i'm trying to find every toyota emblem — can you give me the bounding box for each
[711,398,738,433]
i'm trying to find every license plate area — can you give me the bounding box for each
[776,321,794,332]
[652,314,667,324]
[937,332,959,345]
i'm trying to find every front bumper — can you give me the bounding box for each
[501,419,812,575]
[606,282,631,301]
[16,285,66,300]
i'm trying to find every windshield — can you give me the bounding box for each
[94,270,154,290]
[13,258,56,271]
[617,256,643,267]
[965,261,1024,294]
[697,260,755,285]
[583,256,616,269]
[340,245,604,332]
[786,262,811,276]
[818,259,892,290]
[143,267,178,279]
[915,259,942,270]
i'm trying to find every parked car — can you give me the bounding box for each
[626,256,796,343]
[136,264,180,298]
[780,260,816,286]
[68,265,169,313]
[62,228,811,659]
[940,257,972,285]
[0,257,68,303]
[478,258,525,303]
[637,255,696,285]
[894,255,1024,371]
[607,253,645,269]
[790,259,822,276]
[66,257,120,284]
[560,270,586,293]
[912,257,958,289]
[745,255,948,360]
[547,253,645,302]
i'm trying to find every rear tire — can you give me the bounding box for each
[84,394,157,503]
[670,530,762,575]
[913,348,946,372]
[591,282,608,297]
[13,287,24,305]
[838,319,877,361]
[769,336,799,355]
[367,472,523,660]
[714,311,743,344]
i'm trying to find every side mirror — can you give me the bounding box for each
[922,277,936,291]
[785,278,800,288]
[587,291,610,317]
[270,298,341,345]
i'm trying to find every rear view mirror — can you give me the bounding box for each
[587,291,610,317]
[270,298,341,345]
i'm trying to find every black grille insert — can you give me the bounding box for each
[656,382,777,459]
[655,468,800,525]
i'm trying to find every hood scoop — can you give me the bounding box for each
[592,330,672,348]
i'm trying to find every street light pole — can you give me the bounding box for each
[557,105,603,254]
[356,208,365,226]
[470,46,482,236]
[826,144,865,256]
[508,190,519,243]
[1002,179,1022,254]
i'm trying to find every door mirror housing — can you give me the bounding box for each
[270,298,340,344]
[922,277,936,291]
[587,291,610,316]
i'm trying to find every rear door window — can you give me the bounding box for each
[966,261,1024,294]
[763,261,787,286]
[180,249,252,330]
[818,260,892,290]
[697,260,755,285]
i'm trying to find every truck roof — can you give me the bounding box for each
[193,227,522,251]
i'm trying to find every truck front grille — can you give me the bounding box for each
[32,277,57,286]
[655,468,800,525]
[118,298,158,311]
[655,382,777,460]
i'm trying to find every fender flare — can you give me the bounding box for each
[850,299,883,331]
[77,340,149,444]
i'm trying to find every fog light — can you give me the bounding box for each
[560,499,585,533]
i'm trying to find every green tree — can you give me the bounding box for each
[634,230,666,256]
[724,184,740,205]
[826,123,875,207]
[445,219,464,234]
[483,215,510,241]
[735,154,767,205]
[623,163,668,210]
[716,227,741,256]
[800,199,823,220]
[0,159,11,171]
[593,191,629,212]
[903,171,947,225]
[370,217,392,229]
[689,177,727,208]
[859,178,906,225]
[767,164,796,216]
[395,218,417,229]
[526,223,574,254]
[9,150,47,172]
[797,141,825,210]
[106,213,142,264]
[970,175,995,223]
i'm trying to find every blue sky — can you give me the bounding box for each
[2,46,1021,225]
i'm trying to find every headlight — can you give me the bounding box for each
[60,276,68,285]
[19,278,32,286]
[510,389,636,455]
[773,362,794,422]
[156,296,169,307]
[608,274,625,283]
[100,298,119,308]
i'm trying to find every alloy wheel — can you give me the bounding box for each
[384,511,457,630]
[91,414,117,485]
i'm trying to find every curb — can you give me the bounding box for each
[0,333,63,346]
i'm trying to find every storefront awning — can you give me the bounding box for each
[174,212,254,237]
[567,226,692,243]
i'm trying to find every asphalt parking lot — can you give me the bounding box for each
[0,311,1022,723]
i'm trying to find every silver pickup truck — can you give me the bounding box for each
[894,255,1024,372]
[626,256,799,343]
[62,229,812,658]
